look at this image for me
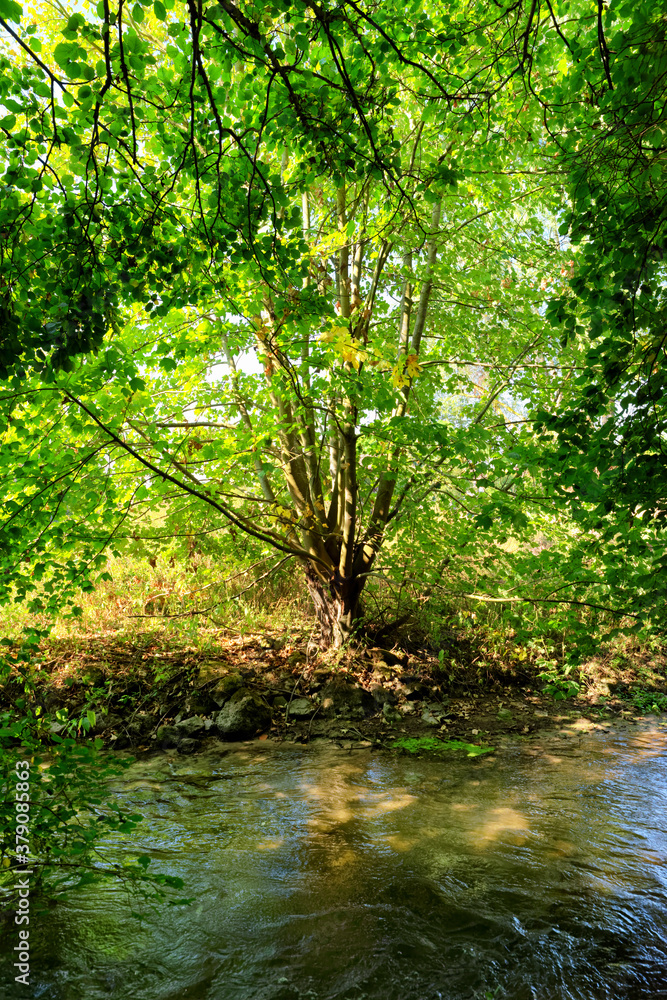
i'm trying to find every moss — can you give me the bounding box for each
[391,736,494,757]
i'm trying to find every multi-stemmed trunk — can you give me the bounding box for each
[304,562,365,648]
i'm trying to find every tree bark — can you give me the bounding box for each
[304,561,364,648]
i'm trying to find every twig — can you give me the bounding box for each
[285,645,312,723]
[126,555,294,619]
[305,703,321,741]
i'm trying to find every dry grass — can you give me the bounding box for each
[0,552,315,647]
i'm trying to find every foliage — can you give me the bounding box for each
[528,0,667,633]
[2,0,666,950]
[632,690,667,714]
[0,0,580,646]
[0,732,186,911]
[0,631,186,910]
[536,662,579,702]
[0,0,665,651]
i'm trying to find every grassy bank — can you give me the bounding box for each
[1,554,666,749]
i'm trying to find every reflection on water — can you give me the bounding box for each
[2,722,667,999]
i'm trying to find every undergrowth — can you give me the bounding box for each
[0,553,666,708]
[0,551,315,647]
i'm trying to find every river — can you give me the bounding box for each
[3,720,667,999]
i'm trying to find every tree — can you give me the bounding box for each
[521,0,667,632]
[2,0,655,645]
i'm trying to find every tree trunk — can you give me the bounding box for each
[304,562,363,648]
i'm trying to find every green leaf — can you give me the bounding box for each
[66,12,84,32]
[0,0,22,22]
[53,41,77,68]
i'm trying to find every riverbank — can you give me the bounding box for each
[2,628,665,753]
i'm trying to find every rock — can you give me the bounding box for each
[156,724,181,749]
[101,713,123,732]
[210,672,245,707]
[382,703,402,725]
[272,695,288,709]
[309,668,332,689]
[177,738,198,754]
[396,675,429,700]
[132,711,152,728]
[175,715,206,739]
[287,697,314,718]
[421,708,440,726]
[370,684,396,707]
[320,678,375,719]
[369,647,408,667]
[197,658,234,683]
[497,708,514,723]
[82,667,106,687]
[287,649,307,667]
[184,689,218,716]
[126,714,152,743]
[215,688,271,740]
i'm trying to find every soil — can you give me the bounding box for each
[2,630,663,753]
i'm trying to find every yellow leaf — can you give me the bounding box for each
[405,354,421,379]
[391,360,408,388]
[319,325,347,345]
[392,354,420,386]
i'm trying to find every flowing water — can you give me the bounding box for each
[3,721,667,999]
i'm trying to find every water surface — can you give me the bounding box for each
[3,721,667,999]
